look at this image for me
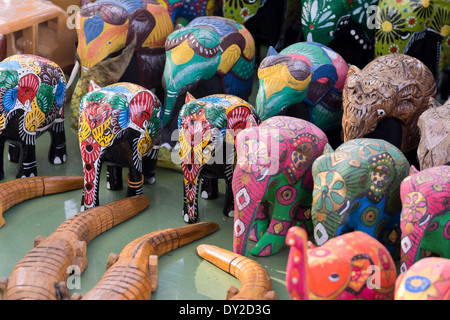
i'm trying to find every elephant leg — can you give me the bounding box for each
[142,148,158,185]
[48,121,67,165]
[0,138,5,180]
[201,177,218,200]
[223,179,235,218]
[106,165,123,191]
[249,201,270,242]
[126,162,144,197]
[81,160,102,211]
[8,142,20,163]
[18,141,37,178]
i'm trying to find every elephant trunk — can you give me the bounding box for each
[181,162,202,223]
[286,226,310,300]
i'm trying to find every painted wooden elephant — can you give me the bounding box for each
[162,16,255,149]
[285,227,397,300]
[233,116,330,257]
[156,0,221,23]
[375,0,449,86]
[342,53,436,167]
[417,98,450,170]
[78,82,161,211]
[399,165,450,274]
[395,257,450,300]
[311,138,410,257]
[178,93,258,223]
[0,54,67,180]
[301,0,378,68]
[73,0,174,129]
[256,42,348,148]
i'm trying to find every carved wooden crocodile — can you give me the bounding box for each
[0,195,149,300]
[0,176,84,228]
[196,244,277,300]
[81,221,219,300]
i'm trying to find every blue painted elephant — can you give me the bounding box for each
[311,138,410,257]
[0,54,67,180]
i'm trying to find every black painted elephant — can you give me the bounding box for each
[178,93,258,223]
[0,54,67,180]
[78,82,161,210]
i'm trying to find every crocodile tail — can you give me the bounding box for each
[196,244,276,300]
[0,176,84,228]
[53,195,150,244]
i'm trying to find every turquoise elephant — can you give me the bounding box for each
[311,138,410,257]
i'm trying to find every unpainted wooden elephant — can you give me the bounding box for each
[233,116,330,256]
[78,82,161,210]
[399,165,450,273]
[162,16,255,148]
[178,93,258,223]
[0,54,67,180]
[286,227,397,300]
[311,138,410,257]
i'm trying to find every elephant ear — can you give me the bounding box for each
[89,81,101,92]
[185,92,196,104]
[125,9,156,50]
[409,165,420,175]
[367,152,397,203]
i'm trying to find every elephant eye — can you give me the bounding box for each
[328,273,340,282]
[104,128,111,136]
[107,41,112,45]
[377,109,385,116]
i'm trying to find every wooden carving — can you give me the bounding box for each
[0,195,149,300]
[0,176,84,228]
[417,98,450,170]
[343,53,436,153]
[82,222,219,300]
[196,244,277,300]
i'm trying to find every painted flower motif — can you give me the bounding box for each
[407,16,417,28]
[313,171,346,213]
[389,43,400,53]
[351,0,379,25]
[410,0,434,20]
[301,1,337,43]
[402,191,428,225]
[375,6,408,45]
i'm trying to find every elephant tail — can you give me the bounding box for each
[52,195,149,244]
[0,176,84,229]
[82,221,219,300]
[196,244,277,300]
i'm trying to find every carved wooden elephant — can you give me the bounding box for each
[395,257,450,300]
[162,16,255,149]
[286,227,397,300]
[78,82,161,211]
[0,54,67,180]
[72,0,174,130]
[256,42,348,148]
[232,116,330,257]
[178,93,258,223]
[417,98,450,170]
[399,165,450,273]
[311,138,410,257]
[342,53,436,167]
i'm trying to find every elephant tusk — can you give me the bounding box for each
[81,221,219,300]
[196,244,277,300]
[66,60,80,89]
[2,195,149,300]
[0,176,84,229]
[338,200,351,216]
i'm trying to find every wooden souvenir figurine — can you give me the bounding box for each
[178,93,258,223]
[71,0,173,130]
[286,227,397,300]
[196,244,277,300]
[82,222,219,300]
[0,176,83,229]
[417,98,450,170]
[399,165,450,273]
[342,54,436,163]
[256,42,348,147]
[311,138,409,257]
[156,0,221,23]
[395,257,450,300]
[233,116,330,257]
[0,195,149,300]
[162,16,255,149]
[0,54,67,179]
[78,82,161,211]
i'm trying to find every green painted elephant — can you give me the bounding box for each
[311,138,410,257]
[232,116,330,256]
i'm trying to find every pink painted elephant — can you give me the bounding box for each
[399,165,450,273]
[286,227,397,300]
